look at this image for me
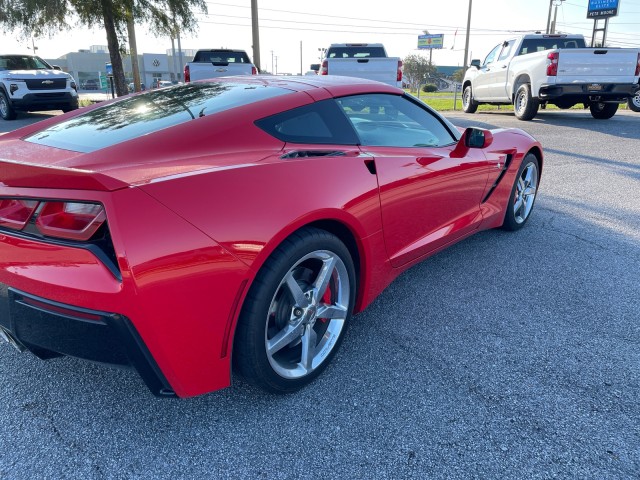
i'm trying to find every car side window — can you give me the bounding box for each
[498,40,515,61]
[255,99,359,145]
[483,44,502,66]
[336,94,457,148]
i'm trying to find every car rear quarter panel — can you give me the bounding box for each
[0,185,251,397]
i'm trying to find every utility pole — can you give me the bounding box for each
[300,41,303,75]
[546,0,554,34]
[462,0,472,70]
[271,50,274,74]
[251,0,261,72]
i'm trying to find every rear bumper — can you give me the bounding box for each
[10,92,78,111]
[539,83,638,103]
[0,284,175,397]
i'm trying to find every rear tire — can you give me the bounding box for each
[589,102,618,119]
[233,227,356,393]
[627,91,640,112]
[0,91,17,120]
[513,84,539,121]
[462,85,478,113]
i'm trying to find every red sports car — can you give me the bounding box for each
[0,76,542,398]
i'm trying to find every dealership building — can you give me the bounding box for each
[45,45,197,89]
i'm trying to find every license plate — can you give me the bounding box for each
[587,83,603,91]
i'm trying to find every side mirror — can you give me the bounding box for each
[465,127,493,148]
[470,59,481,69]
[451,127,493,158]
[310,63,320,72]
[52,65,62,71]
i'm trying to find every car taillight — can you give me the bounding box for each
[397,60,403,82]
[35,202,106,241]
[0,199,39,230]
[321,60,328,75]
[252,66,258,75]
[635,53,640,76]
[547,52,559,76]
[184,64,190,83]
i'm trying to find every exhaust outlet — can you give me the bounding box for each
[0,327,26,352]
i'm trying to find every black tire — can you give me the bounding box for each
[513,84,539,121]
[502,153,540,231]
[233,227,356,393]
[627,92,640,113]
[0,91,17,120]
[462,85,478,113]
[589,102,618,119]
[62,104,79,113]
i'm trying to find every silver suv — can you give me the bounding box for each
[0,54,79,120]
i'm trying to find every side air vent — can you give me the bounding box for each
[281,151,347,159]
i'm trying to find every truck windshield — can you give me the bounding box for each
[0,55,52,70]
[518,38,586,55]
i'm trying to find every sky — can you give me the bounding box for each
[1,0,639,74]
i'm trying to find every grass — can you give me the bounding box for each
[406,90,635,113]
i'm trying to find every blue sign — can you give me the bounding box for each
[587,0,620,18]
[105,62,113,77]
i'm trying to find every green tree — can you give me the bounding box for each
[452,68,465,83]
[0,0,206,96]
[402,54,437,92]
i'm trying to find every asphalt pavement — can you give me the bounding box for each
[1,108,639,479]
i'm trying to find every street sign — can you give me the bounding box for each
[418,34,444,50]
[587,0,620,18]
[105,62,113,77]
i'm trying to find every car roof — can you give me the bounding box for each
[210,74,401,96]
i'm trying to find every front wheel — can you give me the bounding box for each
[627,91,640,112]
[513,84,539,121]
[503,153,540,231]
[589,102,618,119]
[0,91,17,120]
[462,85,478,113]
[233,227,356,393]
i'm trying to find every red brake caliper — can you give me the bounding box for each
[319,283,333,323]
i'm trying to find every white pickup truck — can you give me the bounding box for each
[0,54,78,120]
[184,49,257,82]
[462,34,640,120]
[320,43,403,87]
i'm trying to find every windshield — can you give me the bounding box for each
[0,55,52,70]
[25,82,290,153]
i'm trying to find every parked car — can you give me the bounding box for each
[184,49,257,82]
[320,43,403,87]
[155,80,173,88]
[462,33,640,120]
[0,54,78,120]
[127,82,146,93]
[0,76,542,398]
[84,79,99,90]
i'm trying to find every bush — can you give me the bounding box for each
[422,84,438,93]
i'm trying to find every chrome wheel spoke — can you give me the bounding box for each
[285,273,309,308]
[317,304,348,320]
[267,324,303,355]
[312,254,337,301]
[300,325,317,372]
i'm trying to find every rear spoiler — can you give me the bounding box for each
[0,158,129,191]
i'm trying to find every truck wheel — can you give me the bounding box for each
[589,102,618,119]
[62,104,79,113]
[628,91,640,112]
[513,84,539,121]
[462,86,478,113]
[0,91,17,120]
